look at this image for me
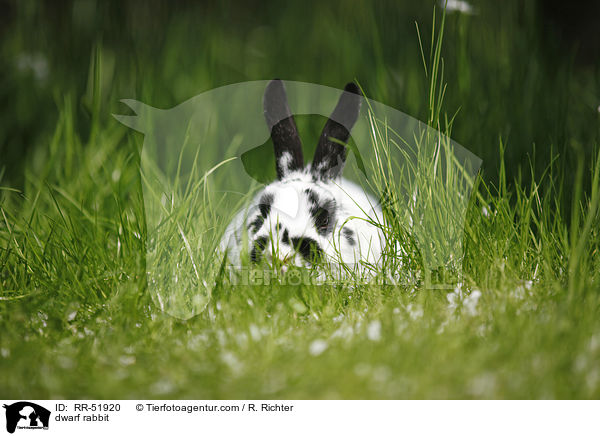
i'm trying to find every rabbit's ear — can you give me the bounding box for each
[264,79,305,179]
[311,82,362,179]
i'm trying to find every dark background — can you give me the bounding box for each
[1,0,599,188]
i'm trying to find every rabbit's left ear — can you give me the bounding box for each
[264,79,305,179]
[311,82,362,179]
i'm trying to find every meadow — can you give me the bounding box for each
[1,0,599,398]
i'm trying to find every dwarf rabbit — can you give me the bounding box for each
[220,80,383,274]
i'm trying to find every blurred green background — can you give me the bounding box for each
[2,0,599,188]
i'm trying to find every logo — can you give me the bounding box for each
[115,80,482,319]
[3,402,50,434]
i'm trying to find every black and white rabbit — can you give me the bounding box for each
[220,80,383,274]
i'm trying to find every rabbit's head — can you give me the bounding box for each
[224,80,382,270]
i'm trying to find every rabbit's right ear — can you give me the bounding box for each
[311,82,362,180]
[264,80,305,180]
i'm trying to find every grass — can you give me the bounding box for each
[1,1,600,399]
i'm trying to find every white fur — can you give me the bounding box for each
[220,168,384,275]
[278,151,293,172]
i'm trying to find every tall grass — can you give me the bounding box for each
[1,2,599,399]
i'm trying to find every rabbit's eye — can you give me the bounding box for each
[314,207,330,232]
[306,189,336,236]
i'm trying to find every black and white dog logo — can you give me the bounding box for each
[3,402,50,433]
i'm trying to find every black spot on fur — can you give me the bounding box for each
[311,199,336,236]
[250,236,268,263]
[248,215,264,234]
[259,193,274,218]
[342,227,356,246]
[305,188,319,206]
[282,229,290,244]
[291,237,323,263]
[304,189,335,236]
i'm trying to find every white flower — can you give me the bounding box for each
[16,53,49,82]
[249,324,261,341]
[406,303,423,320]
[331,325,354,341]
[442,0,475,14]
[463,290,481,316]
[309,339,328,356]
[446,284,464,310]
[447,285,481,316]
[367,320,382,341]
[119,355,136,366]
